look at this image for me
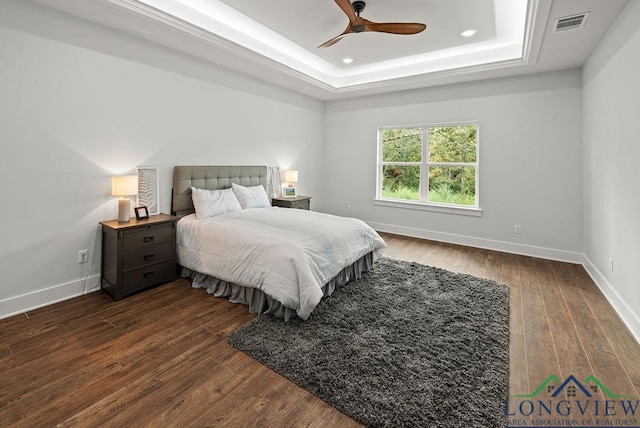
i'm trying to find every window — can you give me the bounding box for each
[376,123,479,214]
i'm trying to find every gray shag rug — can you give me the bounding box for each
[228,257,509,427]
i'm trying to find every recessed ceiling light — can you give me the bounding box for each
[342,57,355,64]
[459,29,478,38]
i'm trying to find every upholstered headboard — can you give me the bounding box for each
[172,165,269,217]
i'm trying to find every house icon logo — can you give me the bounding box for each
[505,374,639,428]
[511,374,635,400]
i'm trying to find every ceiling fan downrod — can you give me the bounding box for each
[351,1,366,33]
[352,1,366,16]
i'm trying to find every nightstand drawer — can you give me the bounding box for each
[288,200,309,210]
[123,243,174,271]
[123,223,173,251]
[122,261,174,292]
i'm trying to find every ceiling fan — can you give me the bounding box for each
[319,0,426,48]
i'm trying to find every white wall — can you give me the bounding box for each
[2,0,637,338]
[582,1,640,339]
[0,0,324,315]
[324,70,584,259]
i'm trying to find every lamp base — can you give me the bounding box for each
[118,198,131,222]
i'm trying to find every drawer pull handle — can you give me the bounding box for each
[143,253,155,261]
[143,270,155,278]
[143,235,155,243]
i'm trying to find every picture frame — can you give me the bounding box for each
[283,187,297,198]
[134,206,149,220]
[137,167,160,215]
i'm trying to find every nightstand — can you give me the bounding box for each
[100,213,178,300]
[272,196,311,210]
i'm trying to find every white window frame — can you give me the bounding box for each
[375,122,482,217]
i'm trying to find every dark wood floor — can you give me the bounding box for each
[1,232,638,427]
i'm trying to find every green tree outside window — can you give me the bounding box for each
[379,124,478,207]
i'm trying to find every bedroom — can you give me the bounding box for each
[0,0,639,426]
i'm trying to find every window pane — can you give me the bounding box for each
[382,165,420,200]
[428,125,477,163]
[382,128,422,162]
[428,166,476,206]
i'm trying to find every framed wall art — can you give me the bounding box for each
[137,167,159,215]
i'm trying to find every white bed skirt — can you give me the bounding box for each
[181,252,376,321]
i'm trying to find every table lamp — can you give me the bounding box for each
[284,170,298,187]
[112,175,138,222]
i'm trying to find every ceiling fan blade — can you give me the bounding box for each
[333,0,358,24]
[318,24,353,48]
[318,35,346,48]
[363,19,426,35]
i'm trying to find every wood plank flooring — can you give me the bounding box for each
[1,232,638,426]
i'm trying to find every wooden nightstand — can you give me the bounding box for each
[272,196,311,210]
[100,213,178,300]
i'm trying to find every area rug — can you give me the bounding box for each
[228,257,509,427]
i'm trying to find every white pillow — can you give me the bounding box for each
[191,187,242,219]
[231,183,271,209]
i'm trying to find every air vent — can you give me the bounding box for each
[553,12,590,32]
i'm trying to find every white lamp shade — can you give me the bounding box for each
[112,175,138,196]
[284,170,298,184]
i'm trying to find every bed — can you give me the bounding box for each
[171,165,386,321]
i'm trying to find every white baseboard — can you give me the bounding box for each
[581,256,640,345]
[0,275,101,320]
[2,226,638,347]
[369,221,640,345]
[368,221,584,263]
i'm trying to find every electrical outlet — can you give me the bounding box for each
[78,249,88,264]
[609,257,614,272]
[514,224,522,234]
[346,204,352,212]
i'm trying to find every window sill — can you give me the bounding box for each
[373,198,483,217]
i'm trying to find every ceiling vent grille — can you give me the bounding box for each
[553,12,590,32]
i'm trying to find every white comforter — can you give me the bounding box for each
[177,207,386,319]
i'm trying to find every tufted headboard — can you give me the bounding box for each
[172,165,269,217]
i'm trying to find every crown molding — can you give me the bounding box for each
[31,0,548,100]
